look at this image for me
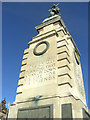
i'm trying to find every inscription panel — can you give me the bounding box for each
[17,105,53,118]
[82,108,90,118]
[62,103,73,119]
[24,37,57,87]
[74,57,84,96]
[24,60,56,87]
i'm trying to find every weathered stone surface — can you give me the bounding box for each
[22,59,27,66]
[18,78,25,86]
[23,54,28,60]
[19,71,25,79]
[24,48,29,54]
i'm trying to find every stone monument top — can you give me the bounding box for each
[42,4,60,23]
[48,4,60,17]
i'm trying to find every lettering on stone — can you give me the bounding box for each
[74,60,83,96]
[24,60,56,86]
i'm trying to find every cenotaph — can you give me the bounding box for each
[8,4,90,118]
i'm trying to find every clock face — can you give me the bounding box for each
[74,49,80,65]
[33,41,50,56]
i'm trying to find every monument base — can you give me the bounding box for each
[8,95,90,118]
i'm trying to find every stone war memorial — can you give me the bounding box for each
[8,4,90,119]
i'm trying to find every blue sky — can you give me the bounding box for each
[2,2,89,109]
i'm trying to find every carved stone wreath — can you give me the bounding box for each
[33,41,49,56]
